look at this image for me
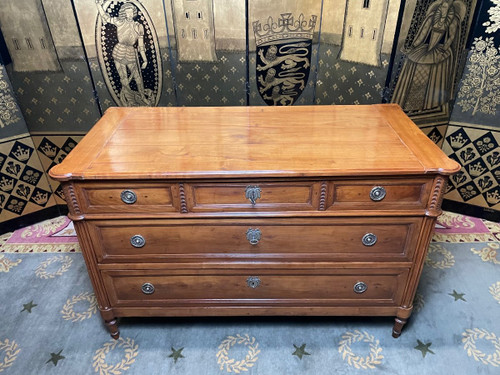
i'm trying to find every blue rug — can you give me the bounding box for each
[0,212,499,374]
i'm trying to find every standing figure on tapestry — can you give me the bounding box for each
[96,0,150,106]
[392,0,466,112]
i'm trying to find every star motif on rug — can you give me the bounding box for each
[21,300,37,313]
[449,290,466,301]
[168,347,185,363]
[414,340,435,358]
[46,350,65,366]
[292,343,311,360]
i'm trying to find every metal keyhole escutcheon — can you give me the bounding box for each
[247,276,261,289]
[245,186,261,205]
[246,228,261,245]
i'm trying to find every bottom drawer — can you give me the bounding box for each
[102,268,409,307]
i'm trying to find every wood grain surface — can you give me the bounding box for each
[49,105,460,181]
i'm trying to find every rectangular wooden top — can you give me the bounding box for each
[49,104,460,181]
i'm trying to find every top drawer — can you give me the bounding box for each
[67,177,434,215]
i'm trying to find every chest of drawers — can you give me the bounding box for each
[49,104,459,339]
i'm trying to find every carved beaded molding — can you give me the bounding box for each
[179,183,188,213]
[64,184,81,215]
[319,181,328,211]
[428,176,447,216]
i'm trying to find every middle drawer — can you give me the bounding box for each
[89,217,422,263]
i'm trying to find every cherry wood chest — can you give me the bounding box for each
[49,104,460,338]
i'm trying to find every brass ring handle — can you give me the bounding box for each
[361,233,377,246]
[141,282,155,295]
[130,235,146,248]
[246,228,261,245]
[121,189,137,204]
[247,276,261,289]
[369,186,386,201]
[245,186,261,205]
[353,282,367,294]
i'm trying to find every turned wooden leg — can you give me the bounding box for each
[105,319,120,340]
[392,317,407,338]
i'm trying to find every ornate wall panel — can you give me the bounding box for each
[442,0,500,218]
[315,0,403,105]
[389,0,478,127]
[166,0,247,106]
[0,136,57,223]
[1,0,101,135]
[72,0,176,109]
[248,0,322,106]
[31,135,84,206]
[0,63,57,225]
[442,125,500,211]
[452,0,499,128]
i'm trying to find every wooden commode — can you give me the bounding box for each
[49,104,460,339]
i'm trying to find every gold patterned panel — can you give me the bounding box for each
[420,125,448,148]
[32,135,84,205]
[0,136,57,223]
[442,125,500,211]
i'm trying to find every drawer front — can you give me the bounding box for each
[328,178,433,210]
[90,217,421,262]
[77,182,180,214]
[185,181,322,212]
[102,268,409,307]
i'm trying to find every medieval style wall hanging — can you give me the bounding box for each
[390,0,477,126]
[171,0,217,62]
[339,0,391,67]
[253,13,317,106]
[95,0,162,106]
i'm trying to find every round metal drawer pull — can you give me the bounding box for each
[246,228,261,245]
[247,276,261,289]
[353,282,368,294]
[121,189,137,204]
[130,235,146,248]
[369,186,386,201]
[362,233,377,247]
[245,186,261,205]
[141,282,155,295]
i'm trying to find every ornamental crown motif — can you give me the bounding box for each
[486,190,500,205]
[0,177,14,192]
[40,144,57,158]
[468,162,487,177]
[32,191,49,205]
[12,146,30,162]
[252,13,317,46]
[450,134,468,149]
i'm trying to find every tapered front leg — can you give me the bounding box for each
[392,317,407,338]
[392,306,412,338]
[105,318,120,339]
